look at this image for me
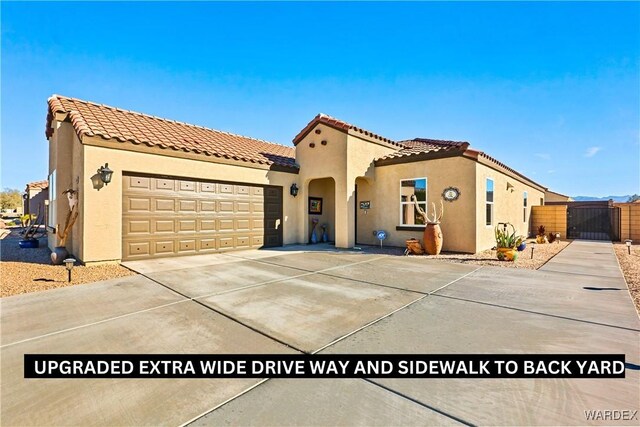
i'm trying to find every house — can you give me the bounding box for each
[544,190,573,203]
[23,180,49,217]
[45,95,547,264]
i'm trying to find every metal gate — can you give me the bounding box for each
[566,207,620,241]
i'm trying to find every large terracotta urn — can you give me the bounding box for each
[423,222,443,255]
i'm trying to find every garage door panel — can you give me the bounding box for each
[219,237,234,248]
[126,197,151,213]
[200,201,216,212]
[178,220,196,232]
[201,183,216,193]
[236,236,250,247]
[252,202,264,213]
[200,219,217,231]
[155,178,174,191]
[125,241,150,258]
[126,220,150,234]
[235,219,250,231]
[178,180,196,192]
[178,239,196,252]
[219,219,234,230]
[154,220,175,233]
[236,185,250,195]
[155,241,175,254]
[219,184,233,194]
[178,200,197,212]
[123,173,283,260]
[155,199,175,211]
[199,238,217,251]
[236,201,251,212]
[218,201,234,213]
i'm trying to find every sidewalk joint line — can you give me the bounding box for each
[364,378,476,426]
[432,294,640,332]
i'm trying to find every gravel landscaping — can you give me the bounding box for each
[1,228,136,298]
[360,239,570,270]
[613,242,640,316]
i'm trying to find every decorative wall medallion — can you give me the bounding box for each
[442,187,461,202]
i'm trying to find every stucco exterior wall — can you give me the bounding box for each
[530,205,567,237]
[365,156,478,253]
[51,129,298,263]
[295,124,348,246]
[47,119,81,256]
[545,190,572,203]
[25,188,48,216]
[475,162,544,251]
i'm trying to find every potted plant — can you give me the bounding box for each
[516,236,527,252]
[495,222,518,261]
[536,225,548,244]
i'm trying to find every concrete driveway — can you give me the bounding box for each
[1,241,638,426]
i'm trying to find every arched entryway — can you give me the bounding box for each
[307,177,336,244]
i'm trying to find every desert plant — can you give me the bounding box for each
[548,232,557,243]
[536,225,548,244]
[495,223,518,248]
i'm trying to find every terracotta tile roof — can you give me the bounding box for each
[46,95,297,170]
[376,138,469,161]
[26,180,49,190]
[293,113,402,147]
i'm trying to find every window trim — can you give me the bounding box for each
[47,170,56,229]
[485,177,494,227]
[399,177,428,227]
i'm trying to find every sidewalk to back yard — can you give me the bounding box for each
[0,228,135,297]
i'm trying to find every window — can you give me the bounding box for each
[523,191,528,223]
[400,178,427,226]
[485,178,494,226]
[48,170,56,228]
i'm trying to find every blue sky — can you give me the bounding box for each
[2,1,639,197]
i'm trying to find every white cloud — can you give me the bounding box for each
[547,170,555,174]
[535,153,551,160]
[584,146,602,157]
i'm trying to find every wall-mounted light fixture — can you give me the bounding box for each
[506,182,515,192]
[64,258,76,282]
[290,183,299,197]
[98,163,113,185]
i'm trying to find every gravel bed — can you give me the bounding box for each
[613,243,640,316]
[359,239,570,270]
[1,228,136,298]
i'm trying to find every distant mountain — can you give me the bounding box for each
[572,195,632,202]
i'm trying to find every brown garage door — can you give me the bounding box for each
[122,173,283,260]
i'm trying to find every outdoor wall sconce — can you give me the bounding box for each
[506,182,515,192]
[64,258,76,282]
[626,239,632,255]
[98,163,113,185]
[290,183,299,197]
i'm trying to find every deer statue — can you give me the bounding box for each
[51,189,79,265]
[411,195,444,255]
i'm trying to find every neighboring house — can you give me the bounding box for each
[23,180,49,217]
[45,95,547,263]
[544,190,573,203]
